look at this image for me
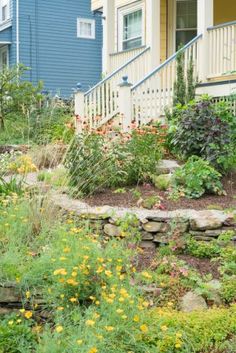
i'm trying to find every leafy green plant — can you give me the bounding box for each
[0,313,36,353]
[170,156,224,199]
[221,276,236,303]
[0,65,43,130]
[185,237,221,258]
[170,97,236,172]
[143,195,161,209]
[152,174,171,191]
[0,176,24,197]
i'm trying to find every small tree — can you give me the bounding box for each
[0,64,43,130]
[186,54,196,102]
[173,47,196,106]
[173,48,186,106]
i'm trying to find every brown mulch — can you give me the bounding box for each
[85,175,236,211]
[178,255,221,279]
[135,249,221,279]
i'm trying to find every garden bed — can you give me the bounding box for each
[85,175,236,211]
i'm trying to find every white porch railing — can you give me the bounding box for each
[130,35,202,125]
[109,46,147,73]
[208,21,236,78]
[82,46,151,129]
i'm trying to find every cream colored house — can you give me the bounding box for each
[75,0,236,130]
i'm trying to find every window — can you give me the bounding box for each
[77,18,95,39]
[0,46,8,71]
[176,0,197,49]
[0,0,9,23]
[123,9,142,50]
[118,5,144,51]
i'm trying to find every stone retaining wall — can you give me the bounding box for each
[77,208,236,249]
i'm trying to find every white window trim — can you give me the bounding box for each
[77,18,95,39]
[0,46,9,71]
[0,0,10,24]
[118,3,145,52]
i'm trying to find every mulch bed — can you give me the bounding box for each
[135,249,221,279]
[178,254,221,279]
[85,174,236,211]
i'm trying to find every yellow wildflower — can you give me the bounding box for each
[105,326,114,331]
[140,324,148,333]
[55,325,63,333]
[88,348,98,353]
[69,297,77,303]
[116,309,124,314]
[105,270,112,277]
[24,311,33,319]
[86,320,95,326]
[53,268,67,276]
[77,339,83,345]
[175,343,182,349]
[161,325,168,331]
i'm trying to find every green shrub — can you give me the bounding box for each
[221,276,236,303]
[170,156,224,199]
[185,237,221,258]
[152,174,171,191]
[170,97,236,172]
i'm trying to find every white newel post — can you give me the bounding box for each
[118,76,132,132]
[146,0,161,70]
[197,0,213,82]
[74,83,85,134]
[103,0,115,74]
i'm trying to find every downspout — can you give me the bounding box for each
[16,0,20,65]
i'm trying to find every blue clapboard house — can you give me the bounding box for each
[0,0,102,96]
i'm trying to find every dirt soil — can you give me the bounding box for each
[135,248,221,279]
[85,175,236,211]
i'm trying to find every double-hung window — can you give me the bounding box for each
[119,5,144,51]
[176,0,197,49]
[0,46,8,71]
[77,18,95,39]
[0,0,10,23]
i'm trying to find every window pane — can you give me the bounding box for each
[176,0,197,29]
[123,37,142,50]
[80,22,92,37]
[176,30,197,49]
[123,9,142,41]
[2,52,7,66]
[2,5,7,21]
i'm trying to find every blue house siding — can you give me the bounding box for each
[0,26,12,42]
[6,0,102,97]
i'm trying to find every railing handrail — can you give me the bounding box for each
[85,46,151,96]
[207,20,236,31]
[109,45,146,57]
[131,34,202,92]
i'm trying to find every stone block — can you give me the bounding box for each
[142,222,169,233]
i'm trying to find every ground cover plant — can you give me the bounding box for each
[0,193,236,352]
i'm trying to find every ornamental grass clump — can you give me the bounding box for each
[65,125,166,197]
